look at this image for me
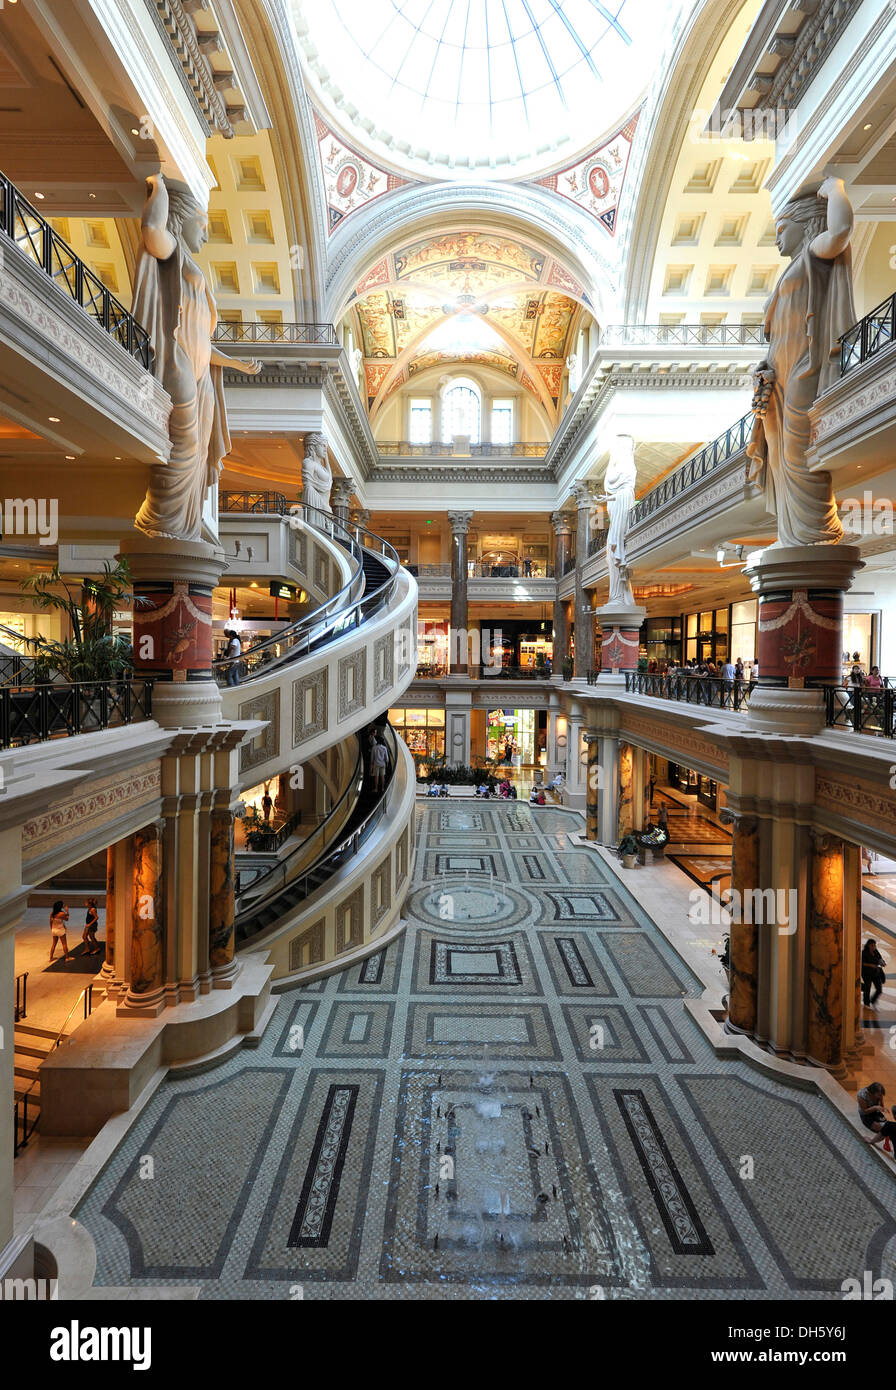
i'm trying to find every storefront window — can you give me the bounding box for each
[730,599,757,665]
[388,707,445,763]
[842,613,876,678]
[416,620,449,676]
[486,708,536,764]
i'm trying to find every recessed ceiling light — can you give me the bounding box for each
[65,454,75,460]
[864,123,872,130]
[131,128,139,135]
[89,192,96,199]
[34,191,45,200]
[48,416,60,422]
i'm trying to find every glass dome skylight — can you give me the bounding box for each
[292,0,673,176]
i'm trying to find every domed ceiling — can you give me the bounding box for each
[291,0,675,179]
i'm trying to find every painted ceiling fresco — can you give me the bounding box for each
[347,231,588,422]
[311,107,415,234]
[531,114,640,237]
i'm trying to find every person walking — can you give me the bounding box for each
[862,937,886,1007]
[82,898,101,955]
[261,790,274,823]
[49,900,72,964]
[225,629,242,687]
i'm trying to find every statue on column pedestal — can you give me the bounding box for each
[301,433,333,513]
[133,174,261,541]
[595,434,637,607]
[746,177,855,547]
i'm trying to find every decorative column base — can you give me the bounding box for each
[745,545,863,736]
[595,603,646,687]
[120,535,225,730]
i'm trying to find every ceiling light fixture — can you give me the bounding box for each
[34,191,45,200]
[48,416,60,422]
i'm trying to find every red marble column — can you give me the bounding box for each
[617,742,633,839]
[722,812,759,1035]
[806,832,845,1070]
[600,626,641,675]
[209,807,236,971]
[129,822,164,1000]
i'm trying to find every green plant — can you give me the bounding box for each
[618,833,639,857]
[718,934,731,971]
[562,656,574,680]
[637,656,648,672]
[19,559,141,683]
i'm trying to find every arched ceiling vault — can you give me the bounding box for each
[343,226,590,425]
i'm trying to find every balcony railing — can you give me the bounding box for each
[599,323,765,348]
[616,670,753,710]
[629,411,753,528]
[219,490,288,514]
[414,664,553,681]
[213,322,338,345]
[376,441,549,458]
[840,292,896,376]
[588,529,607,557]
[0,677,154,748]
[0,170,152,368]
[825,686,896,737]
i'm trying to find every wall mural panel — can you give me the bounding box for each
[532,112,640,236]
[312,107,416,234]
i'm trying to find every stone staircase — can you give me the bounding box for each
[13,1022,63,1152]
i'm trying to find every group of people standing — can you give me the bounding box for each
[648,657,758,683]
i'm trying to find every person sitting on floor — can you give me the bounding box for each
[857,1082,896,1152]
[499,778,512,798]
[529,785,547,805]
[475,782,491,799]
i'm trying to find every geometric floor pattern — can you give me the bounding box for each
[73,802,896,1299]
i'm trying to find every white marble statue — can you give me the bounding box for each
[301,433,333,514]
[133,174,261,541]
[746,177,855,547]
[595,434,637,607]
[566,352,581,394]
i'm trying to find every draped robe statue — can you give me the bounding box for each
[746,177,855,547]
[597,434,637,606]
[301,433,333,514]
[133,174,260,541]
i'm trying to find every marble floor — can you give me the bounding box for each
[70,803,896,1300]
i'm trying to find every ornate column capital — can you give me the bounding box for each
[447,510,474,536]
[351,508,371,530]
[571,481,594,510]
[551,509,573,536]
[330,476,355,507]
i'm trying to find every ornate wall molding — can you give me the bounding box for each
[22,762,161,860]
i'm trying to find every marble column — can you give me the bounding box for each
[330,477,355,529]
[745,544,863,735]
[124,821,165,1015]
[551,510,572,678]
[571,484,593,679]
[351,508,371,533]
[103,845,115,972]
[447,511,474,676]
[806,832,845,1070]
[209,807,236,976]
[584,732,600,841]
[617,742,634,840]
[721,812,759,1036]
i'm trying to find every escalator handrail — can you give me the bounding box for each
[236,725,398,941]
[236,738,364,909]
[213,504,401,683]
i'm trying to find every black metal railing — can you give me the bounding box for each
[376,441,549,457]
[14,971,27,1022]
[588,529,607,557]
[840,292,896,376]
[14,1092,39,1157]
[629,411,753,528]
[409,561,554,579]
[472,664,554,680]
[599,323,765,348]
[236,728,396,944]
[825,686,896,736]
[213,503,400,685]
[622,670,753,710]
[213,322,338,345]
[0,170,152,368]
[219,490,288,514]
[0,677,153,749]
[563,554,577,576]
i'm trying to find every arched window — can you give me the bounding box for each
[442,379,481,444]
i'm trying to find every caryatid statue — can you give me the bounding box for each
[301,433,333,514]
[595,434,637,606]
[746,177,855,548]
[133,174,261,541]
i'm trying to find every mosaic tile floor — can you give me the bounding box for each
[73,803,896,1300]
